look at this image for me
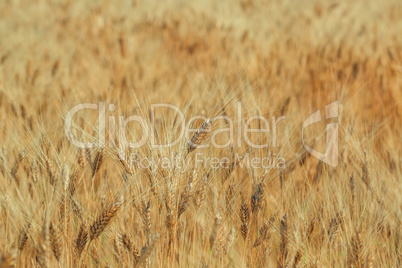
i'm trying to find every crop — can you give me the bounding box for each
[0,0,401,267]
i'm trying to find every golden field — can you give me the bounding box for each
[0,0,401,267]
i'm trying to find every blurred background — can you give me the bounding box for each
[1,0,401,100]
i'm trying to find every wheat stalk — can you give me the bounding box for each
[253,216,274,247]
[349,174,357,220]
[293,250,302,268]
[351,232,364,267]
[240,199,250,241]
[187,118,213,154]
[140,199,151,237]
[45,157,56,186]
[18,223,30,251]
[117,150,134,175]
[61,164,70,191]
[279,214,288,268]
[178,181,193,218]
[77,148,86,169]
[90,202,122,240]
[195,176,207,209]
[223,227,235,255]
[91,247,100,267]
[71,198,83,221]
[112,232,123,264]
[328,212,343,246]
[36,219,49,268]
[251,181,265,214]
[210,214,222,248]
[75,221,88,258]
[49,222,62,262]
[121,233,133,253]
[68,171,79,196]
[91,149,104,177]
[10,150,25,179]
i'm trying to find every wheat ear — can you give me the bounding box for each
[49,222,62,262]
[76,221,88,258]
[240,199,250,241]
[90,202,121,240]
[18,223,30,251]
[36,219,49,268]
[187,118,213,154]
[178,181,193,218]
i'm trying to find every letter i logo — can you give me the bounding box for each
[302,101,339,167]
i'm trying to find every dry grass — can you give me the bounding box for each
[0,0,401,267]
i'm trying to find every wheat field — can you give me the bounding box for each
[0,0,401,267]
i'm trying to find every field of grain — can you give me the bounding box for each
[0,0,401,267]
